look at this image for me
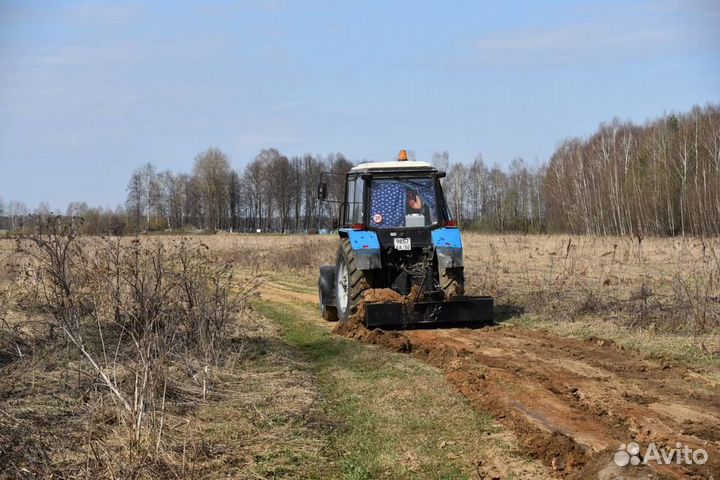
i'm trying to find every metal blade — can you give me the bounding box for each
[364,296,494,329]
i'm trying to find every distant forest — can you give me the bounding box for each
[2,103,718,237]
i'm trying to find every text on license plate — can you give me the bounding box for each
[394,238,411,250]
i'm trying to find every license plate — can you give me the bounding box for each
[394,238,411,250]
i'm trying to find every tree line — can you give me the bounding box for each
[1,103,718,237]
[120,147,546,235]
[123,148,353,234]
[545,104,720,236]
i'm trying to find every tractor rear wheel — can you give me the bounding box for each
[440,267,465,299]
[320,303,338,322]
[318,265,338,321]
[335,238,370,322]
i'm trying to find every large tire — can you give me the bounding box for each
[440,267,465,299]
[318,266,338,321]
[335,238,370,322]
[321,304,338,322]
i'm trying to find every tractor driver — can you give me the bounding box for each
[406,187,431,224]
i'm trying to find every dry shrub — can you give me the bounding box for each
[575,289,607,316]
[0,283,22,366]
[671,252,720,334]
[0,250,39,371]
[0,416,59,479]
[7,217,261,475]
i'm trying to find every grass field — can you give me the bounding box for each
[1,232,718,478]
[216,231,720,366]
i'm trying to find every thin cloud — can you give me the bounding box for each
[270,100,305,111]
[645,0,720,16]
[31,43,147,67]
[231,128,304,155]
[471,0,719,61]
[256,0,285,12]
[474,25,673,54]
[66,2,141,26]
[466,16,717,69]
[7,37,230,71]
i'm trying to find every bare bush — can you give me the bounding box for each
[0,279,23,365]
[672,256,720,334]
[12,217,260,473]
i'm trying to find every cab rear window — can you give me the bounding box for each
[369,179,437,228]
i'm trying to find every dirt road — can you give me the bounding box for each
[260,276,719,478]
[334,318,720,478]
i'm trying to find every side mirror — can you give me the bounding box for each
[317,182,327,201]
[435,171,446,179]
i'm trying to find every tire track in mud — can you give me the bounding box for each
[333,293,720,479]
[259,281,555,478]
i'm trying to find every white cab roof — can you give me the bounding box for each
[350,160,434,171]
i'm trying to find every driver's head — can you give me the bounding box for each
[406,189,423,212]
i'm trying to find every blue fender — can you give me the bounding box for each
[432,228,464,268]
[339,228,382,270]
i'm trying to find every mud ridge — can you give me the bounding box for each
[333,293,720,479]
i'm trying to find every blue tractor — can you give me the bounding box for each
[317,150,494,328]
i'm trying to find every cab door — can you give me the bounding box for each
[343,175,365,227]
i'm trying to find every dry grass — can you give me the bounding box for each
[177,231,720,367]
[208,232,337,274]
[459,233,720,366]
[123,231,719,366]
[4,230,718,360]
[0,305,336,478]
[2,230,718,478]
[0,231,335,478]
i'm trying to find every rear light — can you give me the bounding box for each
[351,223,366,230]
[444,220,457,227]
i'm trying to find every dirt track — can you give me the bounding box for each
[334,311,720,479]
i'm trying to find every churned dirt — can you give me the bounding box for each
[333,294,720,479]
[332,289,414,352]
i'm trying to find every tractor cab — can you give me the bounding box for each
[341,161,450,231]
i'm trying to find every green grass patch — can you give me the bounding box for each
[254,300,504,480]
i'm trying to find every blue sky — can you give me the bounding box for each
[1,0,718,209]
